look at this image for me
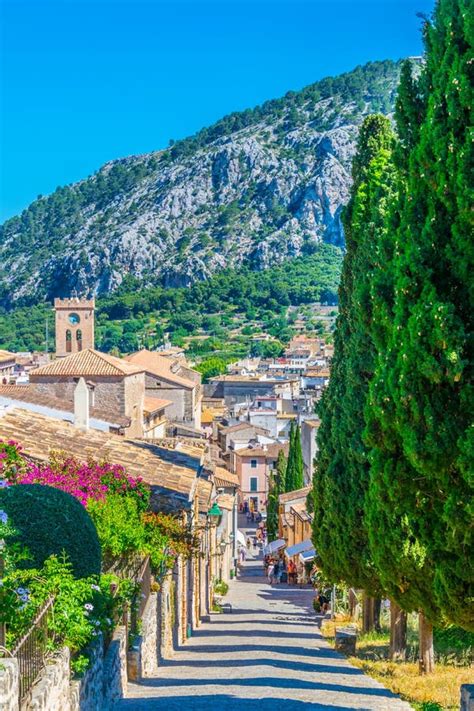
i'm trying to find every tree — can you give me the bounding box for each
[285,422,304,492]
[196,357,228,383]
[266,451,287,541]
[311,116,396,614]
[366,0,474,672]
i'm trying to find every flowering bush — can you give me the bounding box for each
[0,439,27,481]
[0,442,149,509]
[0,553,136,672]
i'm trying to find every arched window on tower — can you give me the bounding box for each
[66,329,72,353]
[76,329,82,351]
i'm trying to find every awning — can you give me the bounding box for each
[236,530,246,547]
[285,539,313,557]
[299,547,316,563]
[263,538,286,555]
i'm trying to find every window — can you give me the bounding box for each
[66,329,72,353]
[250,459,257,468]
[250,477,258,492]
[76,329,82,351]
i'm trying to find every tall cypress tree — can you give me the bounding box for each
[286,422,304,492]
[366,0,473,657]
[311,115,397,597]
[285,421,296,492]
[266,451,287,540]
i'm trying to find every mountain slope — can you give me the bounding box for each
[0,59,403,306]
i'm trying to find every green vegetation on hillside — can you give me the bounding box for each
[0,247,342,355]
[0,59,401,306]
[167,60,401,160]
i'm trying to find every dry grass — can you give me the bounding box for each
[321,616,473,711]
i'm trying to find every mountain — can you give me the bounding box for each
[0,59,403,306]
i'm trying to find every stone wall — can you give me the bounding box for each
[103,627,128,709]
[69,637,104,711]
[145,376,185,422]
[30,377,126,415]
[0,658,19,711]
[1,562,206,710]
[22,647,71,711]
[123,373,145,437]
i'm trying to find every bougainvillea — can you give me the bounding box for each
[0,441,149,508]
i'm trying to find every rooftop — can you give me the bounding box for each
[213,466,240,488]
[279,486,312,504]
[143,396,172,415]
[0,408,210,509]
[0,350,15,363]
[125,350,197,389]
[30,349,144,378]
[235,442,288,459]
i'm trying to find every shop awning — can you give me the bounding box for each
[299,547,316,563]
[285,539,313,557]
[263,538,286,555]
[236,530,246,547]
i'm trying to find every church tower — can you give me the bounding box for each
[54,297,95,357]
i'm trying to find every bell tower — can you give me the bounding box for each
[54,297,95,357]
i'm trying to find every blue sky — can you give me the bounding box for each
[0,0,434,223]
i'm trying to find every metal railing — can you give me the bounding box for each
[105,555,152,646]
[10,597,54,701]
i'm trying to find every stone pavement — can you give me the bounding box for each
[117,531,413,710]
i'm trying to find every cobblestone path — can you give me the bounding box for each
[118,535,412,710]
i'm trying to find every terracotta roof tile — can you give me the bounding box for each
[143,396,172,414]
[125,350,197,389]
[278,486,311,504]
[30,349,144,378]
[0,408,204,506]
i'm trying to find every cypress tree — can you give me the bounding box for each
[366,0,474,645]
[311,114,397,599]
[266,451,287,541]
[286,422,304,492]
[292,424,304,490]
[285,421,296,492]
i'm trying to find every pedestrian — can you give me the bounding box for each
[318,593,329,613]
[287,559,297,584]
[246,537,251,550]
[267,561,275,584]
[273,560,280,584]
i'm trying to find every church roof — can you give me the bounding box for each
[30,349,145,378]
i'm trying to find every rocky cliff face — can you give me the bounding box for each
[0,60,402,305]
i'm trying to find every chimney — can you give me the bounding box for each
[74,377,90,430]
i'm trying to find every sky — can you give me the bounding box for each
[0,0,434,223]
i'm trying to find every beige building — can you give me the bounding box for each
[55,297,95,357]
[125,350,202,429]
[0,350,16,383]
[28,348,146,437]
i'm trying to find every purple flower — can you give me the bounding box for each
[84,603,94,611]
[0,510,8,524]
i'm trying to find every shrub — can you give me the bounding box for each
[87,494,147,568]
[0,484,101,578]
[6,450,149,509]
[214,580,229,596]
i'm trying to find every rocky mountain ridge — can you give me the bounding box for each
[0,59,404,306]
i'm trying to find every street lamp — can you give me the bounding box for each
[208,502,222,526]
